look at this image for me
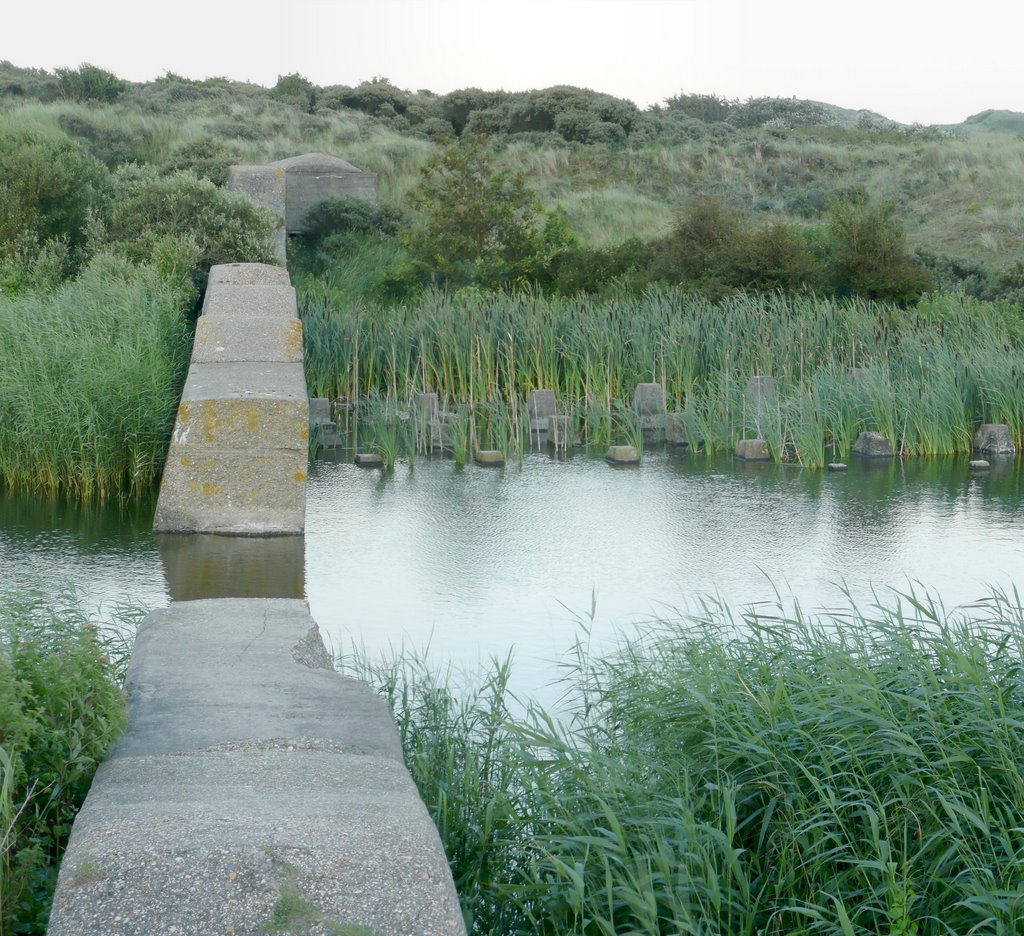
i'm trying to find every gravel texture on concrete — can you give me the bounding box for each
[48,599,466,936]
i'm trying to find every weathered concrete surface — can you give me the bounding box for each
[972,423,1016,455]
[48,599,466,936]
[193,316,304,364]
[851,431,894,458]
[154,265,309,535]
[203,283,299,319]
[226,165,287,265]
[269,153,378,233]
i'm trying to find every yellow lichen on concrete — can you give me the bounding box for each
[285,320,304,360]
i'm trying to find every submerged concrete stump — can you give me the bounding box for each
[827,462,848,472]
[633,383,666,434]
[154,264,308,535]
[226,166,287,265]
[665,413,689,447]
[606,445,640,464]
[851,431,894,459]
[548,414,579,452]
[309,397,342,449]
[47,599,465,936]
[734,438,770,461]
[972,423,1016,455]
[475,449,506,467]
[970,459,991,471]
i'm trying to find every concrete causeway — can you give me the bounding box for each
[154,263,308,536]
[48,600,465,935]
[50,263,467,934]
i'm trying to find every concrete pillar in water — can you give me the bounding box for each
[633,383,666,437]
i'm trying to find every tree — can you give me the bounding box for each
[403,138,573,288]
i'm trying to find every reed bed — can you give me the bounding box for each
[347,586,1024,935]
[0,254,191,500]
[301,286,1024,467]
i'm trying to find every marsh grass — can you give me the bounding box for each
[0,254,190,500]
[302,287,1024,467]
[347,586,1024,935]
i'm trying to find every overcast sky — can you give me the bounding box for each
[6,0,1022,125]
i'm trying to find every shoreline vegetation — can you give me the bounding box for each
[344,586,1024,935]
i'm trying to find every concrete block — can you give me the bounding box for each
[171,363,308,452]
[633,383,666,432]
[606,445,640,464]
[208,262,292,289]
[414,392,439,422]
[665,413,689,446]
[355,452,384,467]
[226,165,287,265]
[154,449,307,535]
[851,431,894,458]
[192,315,303,364]
[970,459,991,471]
[972,423,1016,455]
[48,599,465,936]
[269,153,378,234]
[202,283,298,319]
[827,462,848,472]
[309,397,332,427]
[527,389,557,421]
[734,438,770,461]
[474,449,505,466]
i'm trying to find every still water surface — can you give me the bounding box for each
[2,451,1022,700]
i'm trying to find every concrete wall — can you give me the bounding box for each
[47,599,466,936]
[226,166,287,265]
[269,153,378,234]
[153,263,308,535]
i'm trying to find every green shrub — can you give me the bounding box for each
[54,63,126,104]
[56,112,154,168]
[0,131,109,270]
[301,196,405,243]
[162,138,241,186]
[828,199,931,303]
[271,72,317,113]
[0,588,133,935]
[105,166,278,290]
[402,138,574,289]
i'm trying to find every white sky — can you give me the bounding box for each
[6,0,1023,125]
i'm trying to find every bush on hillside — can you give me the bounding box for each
[56,112,155,168]
[401,138,575,289]
[54,63,126,104]
[301,196,405,244]
[271,72,317,113]
[105,166,278,292]
[162,138,241,186]
[0,131,110,281]
[828,199,931,303]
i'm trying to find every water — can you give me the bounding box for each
[2,451,1022,701]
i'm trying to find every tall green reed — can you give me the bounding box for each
[348,586,1024,935]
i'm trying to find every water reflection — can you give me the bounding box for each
[156,534,304,601]
[2,451,1022,702]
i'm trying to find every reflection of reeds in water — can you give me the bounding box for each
[302,288,1024,468]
